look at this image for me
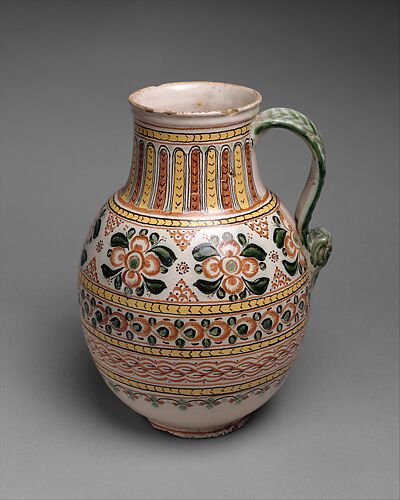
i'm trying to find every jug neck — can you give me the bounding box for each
[117,117,267,215]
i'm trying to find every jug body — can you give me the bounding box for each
[78,82,331,438]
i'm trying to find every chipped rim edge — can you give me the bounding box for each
[128,81,263,117]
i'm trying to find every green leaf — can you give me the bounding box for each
[114,273,122,290]
[237,323,248,336]
[110,317,121,329]
[241,243,267,261]
[238,233,247,247]
[283,257,299,276]
[93,219,101,239]
[101,264,123,279]
[110,232,129,248]
[243,277,270,295]
[150,245,177,267]
[272,215,281,225]
[150,232,160,245]
[127,227,136,239]
[273,228,286,248]
[80,248,87,266]
[193,276,223,295]
[192,243,219,262]
[143,276,167,295]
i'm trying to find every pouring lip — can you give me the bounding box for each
[128,81,262,117]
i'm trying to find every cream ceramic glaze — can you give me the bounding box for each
[79,82,332,438]
[129,82,262,126]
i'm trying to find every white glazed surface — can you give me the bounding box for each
[79,199,310,435]
[129,81,262,127]
[129,81,262,114]
[79,82,313,437]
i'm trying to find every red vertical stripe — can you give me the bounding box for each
[131,141,144,205]
[245,141,259,202]
[190,148,201,211]
[221,147,233,209]
[154,148,168,210]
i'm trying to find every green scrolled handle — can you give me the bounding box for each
[253,107,332,281]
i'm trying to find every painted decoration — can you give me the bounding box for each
[79,82,332,438]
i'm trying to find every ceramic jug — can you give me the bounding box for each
[78,82,332,438]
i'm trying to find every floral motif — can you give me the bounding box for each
[270,267,291,291]
[166,279,199,302]
[192,232,269,300]
[104,212,125,236]
[268,250,279,263]
[246,217,269,238]
[272,211,307,276]
[168,228,198,251]
[176,262,189,275]
[101,229,176,295]
[82,257,99,283]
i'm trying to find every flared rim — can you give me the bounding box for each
[128,81,262,117]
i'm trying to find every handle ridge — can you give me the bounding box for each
[253,107,332,282]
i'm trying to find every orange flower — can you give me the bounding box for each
[218,239,241,258]
[202,257,220,279]
[110,235,161,288]
[241,257,259,278]
[284,232,300,258]
[200,236,260,295]
[222,275,245,295]
[281,212,301,259]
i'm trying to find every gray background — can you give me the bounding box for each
[0,1,398,499]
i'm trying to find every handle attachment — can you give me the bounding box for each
[253,107,332,282]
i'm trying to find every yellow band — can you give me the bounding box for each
[79,272,309,315]
[109,193,278,227]
[135,123,251,144]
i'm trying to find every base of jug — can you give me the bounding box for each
[148,416,249,439]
